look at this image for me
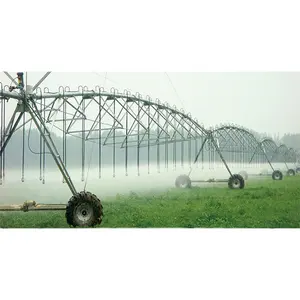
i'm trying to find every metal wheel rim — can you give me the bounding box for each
[75,203,94,223]
[232,179,241,188]
[275,174,280,180]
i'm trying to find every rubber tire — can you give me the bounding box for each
[296,167,300,173]
[228,174,245,190]
[272,170,283,181]
[66,191,103,227]
[175,175,192,189]
[239,170,248,181]
[287,169,296,176]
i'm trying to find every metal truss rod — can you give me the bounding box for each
[32,72,52,92]
[0,98,5,184]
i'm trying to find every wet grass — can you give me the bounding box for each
[1,176,300,228]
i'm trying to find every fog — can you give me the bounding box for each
[0,162,288,205]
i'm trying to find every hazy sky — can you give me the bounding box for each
[0,72,299,137]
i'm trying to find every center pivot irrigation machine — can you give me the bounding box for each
[0,72,299,227]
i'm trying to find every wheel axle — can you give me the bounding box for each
[175,173,245,190]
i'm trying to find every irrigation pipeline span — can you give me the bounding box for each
[1,83,299,183]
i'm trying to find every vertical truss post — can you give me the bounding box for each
[157,104,160,173]
[147,103,150,175]
[0,97,5,184]
[125,97,129,177]
[194,137,198,169]
[42,96,46,184]
[181,126,184,168]
[39,97,43,181]
[112,94,116,178]
[137,99,141,176]
[21,113,25,182]
[81,89,86,182]
[98,91,102,179]
[165,108,169,171]
[62,93,67,183]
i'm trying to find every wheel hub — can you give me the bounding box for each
[233,180,240,188]
[75,203,93,222]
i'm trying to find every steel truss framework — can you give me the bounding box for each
[249,139,299,177]
[175,124,299,189]
[0,72,299,227]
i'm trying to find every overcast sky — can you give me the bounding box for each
[0,72,299,137]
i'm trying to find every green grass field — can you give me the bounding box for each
[1,176,300,228]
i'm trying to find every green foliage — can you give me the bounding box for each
[1,176,300,228]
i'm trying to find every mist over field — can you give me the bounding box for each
[1,126,295,206]
[1,127,293,205]
[0,162,288,205]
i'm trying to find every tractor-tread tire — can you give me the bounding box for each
[66,191,103,227]
[272,170,283,181]
[287,169,296,176]
[228,174,245,190]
